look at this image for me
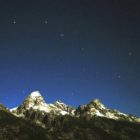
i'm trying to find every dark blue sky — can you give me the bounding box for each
[0,0,140,116]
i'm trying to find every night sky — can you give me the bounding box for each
[0,0,140,116]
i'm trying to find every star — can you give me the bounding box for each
[128,52,133,56]
[44,20,48,24]
[81,47,85,51]
[60,33,64,37]
[82,68,86,72]
[13,20,16,24]
[117,75,121,79]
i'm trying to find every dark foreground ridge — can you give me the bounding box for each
[0,91,140,140]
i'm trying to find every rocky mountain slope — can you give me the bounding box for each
[0,91,140,140]
[0,104,54,140]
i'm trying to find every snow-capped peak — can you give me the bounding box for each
[10,91,75,117]
[26,91,45,104]
[12,91,47,113]
[29,91,42,98]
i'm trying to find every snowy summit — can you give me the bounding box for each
[30,91,42,97]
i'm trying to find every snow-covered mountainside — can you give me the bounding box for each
[11,91,140,126]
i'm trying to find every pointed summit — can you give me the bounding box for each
[29,91,42,98]
[12,91,47,115]
[90,99,102,104]
[27,91,45,103]
[88,99,106,110]
[24,91,46,108]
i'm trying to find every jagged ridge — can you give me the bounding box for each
[10,91,140,126]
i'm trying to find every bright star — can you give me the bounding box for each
[128,52,132,56]
[45,20,48,24]
[13,20,16,24]
[118,75,121,79]
[60,33,64,37]
[82,68,86,72]
[81,48,85,51]
[72,92,74,96]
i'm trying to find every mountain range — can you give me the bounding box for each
[0,91,140,140]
